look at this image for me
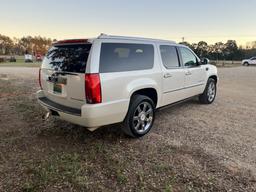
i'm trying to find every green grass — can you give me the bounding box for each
[22,153,90,191]
[0,56,41,67]
[164,184,173,192]
[210,60,241,67]
[0,61,41,67]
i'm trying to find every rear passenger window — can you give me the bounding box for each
[99,43,154,73]
[160,45,180,68]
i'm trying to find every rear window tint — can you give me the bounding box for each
[42,44,91,73]
[99,43,154,73]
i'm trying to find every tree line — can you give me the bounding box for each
[0,33,256,60]
[180,40,256,61]
[0,34,53,56]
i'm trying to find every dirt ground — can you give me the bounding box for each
[0,66,256,192]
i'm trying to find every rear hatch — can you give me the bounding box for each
[40,40,92,109]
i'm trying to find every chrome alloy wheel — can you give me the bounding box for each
[132,102,153,134]
[207,81,216,102]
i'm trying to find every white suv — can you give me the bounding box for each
[242,57,256,66]
[37,34,218,137]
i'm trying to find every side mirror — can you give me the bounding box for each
[201,58,209,65]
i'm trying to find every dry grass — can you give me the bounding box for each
[0,67,256,191]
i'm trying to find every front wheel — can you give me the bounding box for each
[122,95,155,138]
[199,78,217,104]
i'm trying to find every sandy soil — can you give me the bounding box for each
[0,66,255,191]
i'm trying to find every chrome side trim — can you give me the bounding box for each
[163,83,204,94]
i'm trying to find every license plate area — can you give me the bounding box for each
[53,83,63,94]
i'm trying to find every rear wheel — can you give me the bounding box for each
[122,95,155,138]
[199,78,217,104]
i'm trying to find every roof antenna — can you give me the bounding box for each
[99,33,108,38]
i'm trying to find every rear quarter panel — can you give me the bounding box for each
[100,71,162,106]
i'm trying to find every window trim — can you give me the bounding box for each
[159,45,181,69]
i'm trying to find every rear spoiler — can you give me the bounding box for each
[52,39,89,46]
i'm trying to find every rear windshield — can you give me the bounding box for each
[99,43,154,73]
[42,44,92,73]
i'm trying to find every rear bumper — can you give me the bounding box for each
[37,90,129,128]
[38,97,81,116]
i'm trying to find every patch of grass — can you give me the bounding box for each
[15,102,35,114]
[164,184,173,192]
[13,96,44,122]
[164,176,176,192]
[0,79,16,94]
[0,62,41,67]
[136,172,147,191]
[0,79,33,97]
[22,182,37,192]
[95,142,106,153]
[102,147,128,184]
[152,163,171,174]
[207,175,216,186]
[23,153,89,191]
[86,142,129,186]
[116,169,128,184]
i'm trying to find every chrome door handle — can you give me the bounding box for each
[185,71,192,76]
[164,73,172,78]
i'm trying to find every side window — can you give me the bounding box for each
[179,47,198,67]
[99,43,154,73]
[160,45,180,68]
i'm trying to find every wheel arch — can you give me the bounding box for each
[126,78,160,108]
[130,88,158,108]
[209,75,218,84]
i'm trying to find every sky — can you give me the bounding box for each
[1,0,256,46]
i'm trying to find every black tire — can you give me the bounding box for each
[244,62,249,66]
[199,78,217,104]
[122,95,155,138]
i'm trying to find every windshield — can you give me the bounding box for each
[42,44,92,73]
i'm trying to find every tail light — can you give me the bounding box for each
[39,68,42,90]
[85,74,102,104]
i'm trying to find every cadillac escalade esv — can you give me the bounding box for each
[37,34,218,137]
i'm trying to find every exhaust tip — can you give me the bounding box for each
[42,112,51,120]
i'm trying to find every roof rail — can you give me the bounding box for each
[97,34,176,44]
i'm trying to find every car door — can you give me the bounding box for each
[159,45,186,106]
[178,47,207,98]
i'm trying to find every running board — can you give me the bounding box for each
[157,96,198,111]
